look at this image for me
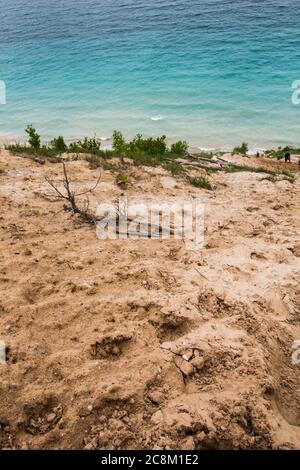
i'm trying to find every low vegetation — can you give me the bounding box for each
[170,140,188,156]
[116,173,130,188]
[69,136,101,154]
[4,126,298,186]
[265,146,300,160]
[189,176,212,190]
[162,161,184,176]
[6,126,187,164]
[225,164,276,175]
[192,151,214,160]
[233,142,249,156]
[226,164,296,183]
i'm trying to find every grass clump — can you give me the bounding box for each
[193,151,214,160]
[86,154,102,169]
[280,171,296,183]
[225,165,276,176]
[225,164,296,183]
[163,161,183,176]
[116,173,130,188]
[262,175,277,183]
[189,176,212,190]
[233,142,248,156]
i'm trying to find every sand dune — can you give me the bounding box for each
[0,151,299,450]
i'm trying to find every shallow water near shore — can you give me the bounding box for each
[1,0,300,148]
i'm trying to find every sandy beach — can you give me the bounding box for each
[0,149,299,450]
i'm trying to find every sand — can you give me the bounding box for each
[0,150,299,450]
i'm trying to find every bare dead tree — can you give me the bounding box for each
[46,162,177,237]
[45,162,101,224]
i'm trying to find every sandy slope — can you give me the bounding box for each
[0,150,299,450]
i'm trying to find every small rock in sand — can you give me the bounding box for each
[148,391,164,405]
[191,356,205,370]
[47,413,56,423]
[151,410,163,425]
[175,358,194,377]
[196,431,206,442]
[182,349,193,361]
[180,435,195,450]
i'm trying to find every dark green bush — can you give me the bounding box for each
[50,136,67,153]
[25,125,40,149]
[128,134,167,156]
[112,130,127,155]
[170,140,188,156]
[69,136,101,154]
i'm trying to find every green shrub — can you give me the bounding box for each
[51,136,67,153]
[25,125,40,149]
[233,142,248,156]
[189,176,212,190]
[170,140,188,156]
[128,134,167,156]
[112,130,127,155]
[69,136,101,154]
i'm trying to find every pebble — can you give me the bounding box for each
[148,391,163,405]
[176,359,194,377]
[181,436,195,450]
[196,431,206,442]
[46,413,56,423]
[151,410,163,425]
[111,345,120,355]
[182,349,193,361]
[190,356,205,370]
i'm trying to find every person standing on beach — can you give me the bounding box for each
[284,151,291,163]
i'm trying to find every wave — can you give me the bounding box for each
[151,116,164,121]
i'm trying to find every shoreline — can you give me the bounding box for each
[0,133,297,156]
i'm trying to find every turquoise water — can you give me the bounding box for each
[1,0,300,149]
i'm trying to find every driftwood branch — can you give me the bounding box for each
[45,163,188,238]
[45,162,101,225]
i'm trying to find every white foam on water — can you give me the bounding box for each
[151,116,164,121]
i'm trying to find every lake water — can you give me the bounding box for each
[1,0,300,150]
